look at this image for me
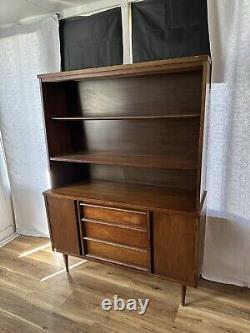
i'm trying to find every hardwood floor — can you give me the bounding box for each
[0,236,249,333]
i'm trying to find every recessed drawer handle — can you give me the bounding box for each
[84,237,148,253]
[81,217,147,232]
[79,202,146,215]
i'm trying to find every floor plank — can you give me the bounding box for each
[0,235,249,333]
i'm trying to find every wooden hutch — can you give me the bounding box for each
[39,55,210,306]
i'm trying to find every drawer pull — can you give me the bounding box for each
[85,239,149,269]
[83,237,148,253]
[85,254,148,272]
[81,217,147,232]
[78,202,150,271]
[79,202,148,228]
[79,203,146,215]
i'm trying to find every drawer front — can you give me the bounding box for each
[84,221,148,249]
[80,203,147,228]
[85,239,149,270]
[78,202,151,271]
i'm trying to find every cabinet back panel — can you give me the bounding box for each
[76,71,202,117]
[42,70,202,118]
[50,162,89,188]
[89,165,197,190]
[72,118,200,157]
[49,162,197,190]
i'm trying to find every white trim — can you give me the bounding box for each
[0,124,16,232]
[129,1,133,64]
[59,0,142,19]
[0,232,19,249]
[121,0,132,64]
[59,0,121,19]
[16,228,49,238]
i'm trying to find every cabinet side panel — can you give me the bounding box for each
[41,82,73,157]
[153,212,197,286]
[197,60,211,206]
[45,195,80,256]
[198,196,207,277]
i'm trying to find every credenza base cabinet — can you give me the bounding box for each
[39,56,210,306]
[44,182,207,306]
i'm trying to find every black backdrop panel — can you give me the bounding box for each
[60,8,123,71]
[132,0,210,62]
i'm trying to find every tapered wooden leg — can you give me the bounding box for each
[63,254,69,272]
[181,285,187,306]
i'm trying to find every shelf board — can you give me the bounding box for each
[51,114,200,121]
[44,180,197,214]
[50,152,197,170]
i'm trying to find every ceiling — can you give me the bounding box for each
[0,0,95,26]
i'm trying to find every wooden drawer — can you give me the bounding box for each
[78,202,150,271]
[83,221,148,249]
[80,203,147,228]
[85,239,149,271]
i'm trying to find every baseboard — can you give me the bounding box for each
[16,228,49,238]
[0,232,19,248]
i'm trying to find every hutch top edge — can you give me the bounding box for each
[38,55,211,83]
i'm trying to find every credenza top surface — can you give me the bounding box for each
[44,180,205,217]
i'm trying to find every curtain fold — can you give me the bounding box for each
[0,16,60,237]
[203,0,250,287]
[0,131,14,242]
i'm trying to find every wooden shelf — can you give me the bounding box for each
[44,180,197,214]
[50,152,197,170]
[51,114,200,121]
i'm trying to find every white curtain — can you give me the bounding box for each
[203,0,250,287]
[0,16,60,237]
[0,132,14,242]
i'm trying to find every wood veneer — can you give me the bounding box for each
[44,180,197,214]
[40,55,211,306]
[2,236,249,333]
[44,196,80,256]
[50,151,198,170]
[83,221,148,248]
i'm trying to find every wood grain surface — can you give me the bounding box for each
[0,236,249,333]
